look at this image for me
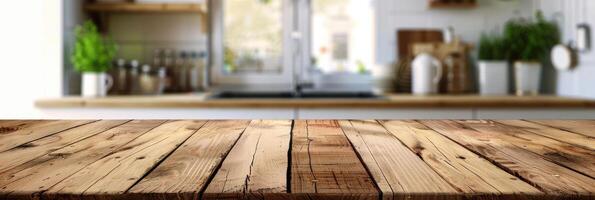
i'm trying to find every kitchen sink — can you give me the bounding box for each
[208,91,384,99]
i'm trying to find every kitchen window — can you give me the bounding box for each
[209,0,375,92]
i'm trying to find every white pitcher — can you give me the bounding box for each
[412,53,443,95]
[82,73,113,97]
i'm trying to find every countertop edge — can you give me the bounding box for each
[34,95,595,109]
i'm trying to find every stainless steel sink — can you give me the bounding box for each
[208,91,384,99]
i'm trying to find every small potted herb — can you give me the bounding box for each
[71,21,117,97]
[503,11,560,96]
[478,33,508,95]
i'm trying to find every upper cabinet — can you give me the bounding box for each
[428,0,477,9]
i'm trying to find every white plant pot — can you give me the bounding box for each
[514,61,542,96]
[478,61,508,95]
[82,73,113,97]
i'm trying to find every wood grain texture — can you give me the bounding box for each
[421,120,595,197]
[0,120,594,200]
[0,120,95,153]
[44,120,205,200]
[204,120,292,200]
[0,120,128,173]
[128,120,251,200]
[35,94,595,109]
[0,120,46,134]
[339,120,457,200]
[378,120,542,197]
[497,120,594,150]
[0,120,165,199]
[459,120,595,178]
[530,120,595,138]
[291,120,379,199]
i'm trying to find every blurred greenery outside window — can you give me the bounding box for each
[223,0,375,75]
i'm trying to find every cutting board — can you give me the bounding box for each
[397,29,444,58]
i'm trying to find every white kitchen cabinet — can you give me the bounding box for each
[297,108,474,119]
[475,108,595,119]
[39,108,295,120]
[38,107,595,119]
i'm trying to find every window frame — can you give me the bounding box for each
[208,0,298,92]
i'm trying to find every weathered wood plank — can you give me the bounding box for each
[0,120,128,173]
[459,120,595,178]
[498,120,594,151]
[203,120,292,199]
[128,120,251,200]
[0,120,166,199]
[378,120,542,197]
[291,120,378,199]
[340,120,458,200]
[530,120,595,138]
[422,120,595,197]
[0,120,95,153]
[43,120,207,199]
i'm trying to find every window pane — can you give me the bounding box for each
[223,0,284,74]
[311,0,375,74]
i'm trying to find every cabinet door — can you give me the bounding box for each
[209,0,296,91]
[476,109,595,119]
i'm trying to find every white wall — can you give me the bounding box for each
[538,0,595,99]
[0,1,63,119]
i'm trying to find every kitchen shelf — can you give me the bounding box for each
[429,1,477,9]
[84,3,207,14]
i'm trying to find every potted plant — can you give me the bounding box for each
[503,11,560,96]
[478,33,508,95]
[71,21,117,97]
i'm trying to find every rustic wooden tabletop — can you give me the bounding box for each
[0,120,593,199]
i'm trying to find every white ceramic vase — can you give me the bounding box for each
[478,61,508,95]
[514,61,542,96]
[82,73,113,97]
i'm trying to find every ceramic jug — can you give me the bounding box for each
[412,53,443,95]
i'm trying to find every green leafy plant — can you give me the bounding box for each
[224,47,237,73]
[503,11,560,62]
[71,21,117,73]
[478,33,506,61]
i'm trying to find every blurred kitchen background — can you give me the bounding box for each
[0,0,594,119]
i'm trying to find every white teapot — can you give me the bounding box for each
[412,53,443,95]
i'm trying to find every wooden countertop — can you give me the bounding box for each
[35,94,595,108]
[0,120,593,199]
